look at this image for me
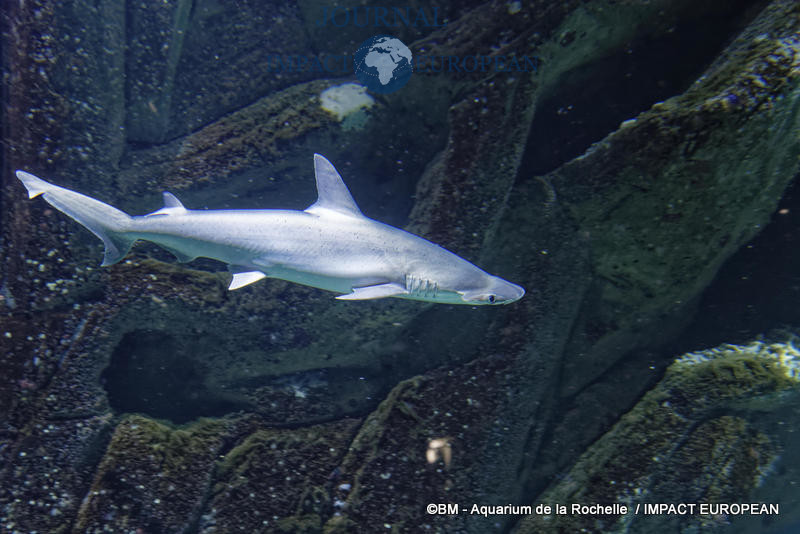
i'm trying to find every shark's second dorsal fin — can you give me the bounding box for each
[145,192,187,217]
[305,154,364,218]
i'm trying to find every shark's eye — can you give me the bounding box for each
[488,295,496,304]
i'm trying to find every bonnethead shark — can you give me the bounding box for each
[16,155,524,305]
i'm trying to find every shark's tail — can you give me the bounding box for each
[16,170,135,266]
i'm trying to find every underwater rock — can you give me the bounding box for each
[513,335,800,534]
[72,415,234,533]
[67,412,359,533]
[556,8,800,394]
[2,0,127,180]
[321,353,526,533]
[24,255,413,427]
[0,413,114,534]
[126,2,314,143]
[406,0,554,256]
[2,0,126,313]
[127,79,338,192]
[525,0,800,494]
[203,418,360,533]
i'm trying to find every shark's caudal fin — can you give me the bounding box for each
[16,171,135,266]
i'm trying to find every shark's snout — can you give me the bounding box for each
[461,276,525,305]
[493,278,525,305]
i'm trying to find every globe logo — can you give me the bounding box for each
[353,35,413,94]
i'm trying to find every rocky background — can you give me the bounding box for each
[1,0,800,533]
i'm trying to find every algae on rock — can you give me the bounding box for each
[73,415,233,533]
[513,335,800,534]
[514,0,800,507]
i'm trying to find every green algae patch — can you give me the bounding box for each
[667,340,800,414]
[166,80,337,188]
[207,419,360,533]
[73,415,231,533]
[513,336,800,534]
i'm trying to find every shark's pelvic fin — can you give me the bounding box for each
[228,271,267,290]
[305,154,364,218]
[336,282,409,300]
[16,170,135,266]
[161,246,196,263]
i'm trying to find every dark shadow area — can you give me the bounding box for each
[101,329,245,423]
[520,0,769,178]
[677,172,800,352]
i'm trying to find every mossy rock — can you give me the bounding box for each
[73,415,231,533]
[514,335,800,534]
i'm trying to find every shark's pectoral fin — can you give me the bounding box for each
[228,271,267,290]
[336,283,408,300]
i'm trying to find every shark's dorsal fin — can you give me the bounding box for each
[145,192,187,217]
[305,154,364,217]
[162,192,185,209]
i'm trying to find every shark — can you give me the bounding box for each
[16,154,525,305]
